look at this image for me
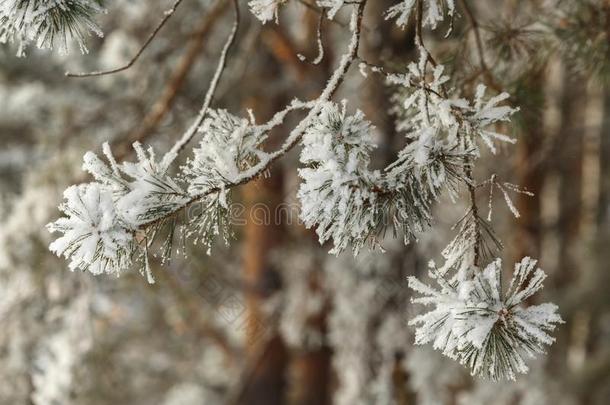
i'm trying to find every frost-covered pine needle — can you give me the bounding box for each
[0,0,105,56]
[408,257,563,381]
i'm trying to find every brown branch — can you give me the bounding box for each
[465,166,481,266]
[455,0,504,268]
[415,0,439,68]
[458,0,502,92]
[66,0,185,78]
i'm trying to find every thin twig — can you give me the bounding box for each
[465,166,481,266]
[415,0,439,68]
[297,8,325,65]
[165,0,240,161]
[456,0,492,267]
[66,0,185,78]
[295,0,355,30]
[414,0,482,266]
[158,266,238,359]
[111,0,228,162]
[357,56,446,99]
[458,0,502,92]
[224,313,282,405]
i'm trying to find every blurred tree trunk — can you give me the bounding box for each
[514,71,546,261]
[566,78,604,395]
[285,11,333,405]
[238,35,290,403]
[240,173,288,405]
[544,70,586,379]
[289,345,333,405]
[598,91,610,226]
[237,14,333,401]
[555,79,585,289]
[288,269,332,405]
[566,77,610,405]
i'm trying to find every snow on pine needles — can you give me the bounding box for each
[40,0,564,383]
[0,0,104,56]
[408,257,563,380]
[47,183,133,276]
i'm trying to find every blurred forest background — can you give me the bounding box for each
[1,0,609,404]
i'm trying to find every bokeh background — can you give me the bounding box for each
[1,0,609,404]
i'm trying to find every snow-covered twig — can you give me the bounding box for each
[297,9,325,65]
[166,0,241,160]
[65,0,185,77]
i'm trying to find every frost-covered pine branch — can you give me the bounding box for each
[38,0,565,383]
[0,0,104,56]
[298,101,384,254]
[47,0,368,281]
[408,257,563,380]
[47,182,134,276]
[296,46,518,255]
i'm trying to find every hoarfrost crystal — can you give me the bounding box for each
[248,0,284,24]
[386,0,455,29]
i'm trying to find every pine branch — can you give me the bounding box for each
[0,0,105,55]
[138,0,368,231]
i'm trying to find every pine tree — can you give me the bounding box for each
[5,0,610,403]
